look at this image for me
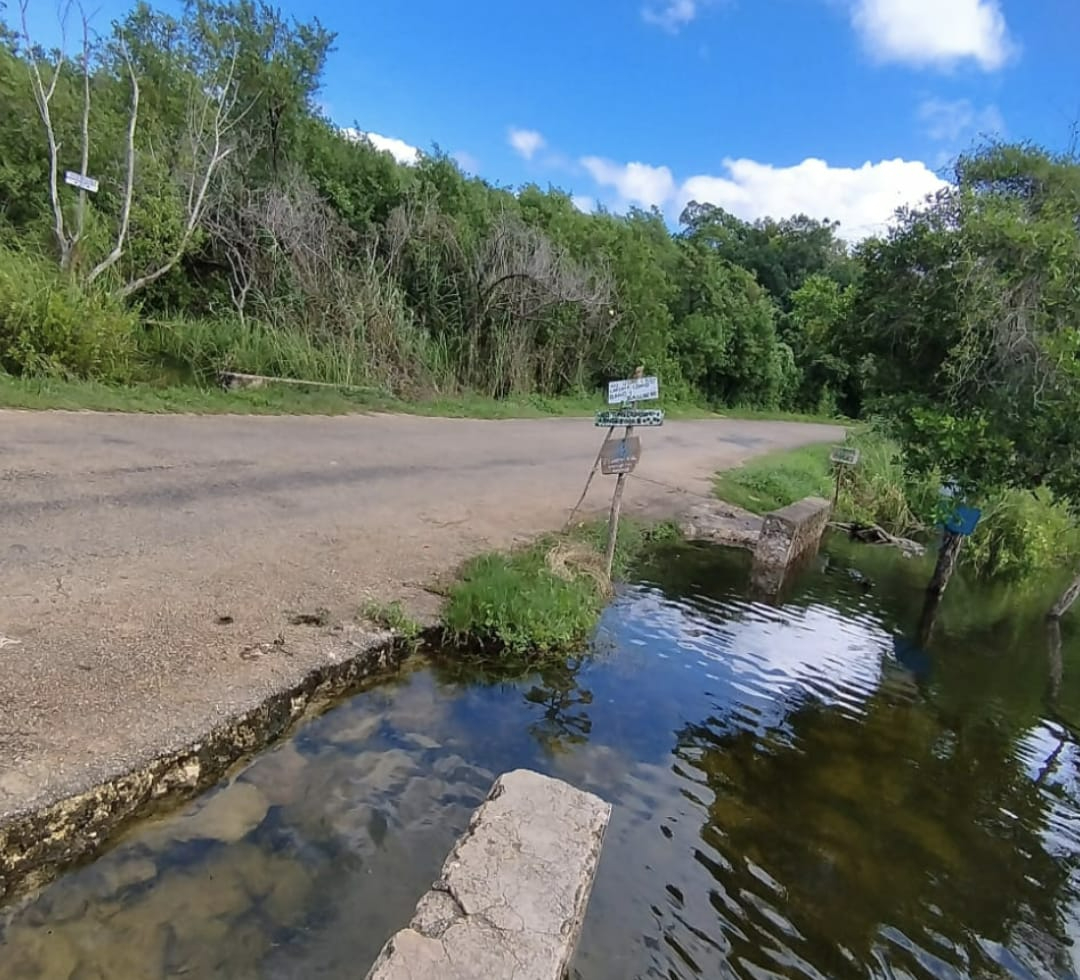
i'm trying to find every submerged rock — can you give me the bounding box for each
[173,782,269,844]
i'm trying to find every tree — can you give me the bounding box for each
[785,273,858,415]
[849,143,1080,602]
[17,0,243,296]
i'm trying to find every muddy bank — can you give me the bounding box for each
[0,628,406,907]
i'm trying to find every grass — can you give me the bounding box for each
[712,430,930,537]
[713,442,835,515]
[0,371,841,423]
[360,600,424,644]
[442,519,680,659]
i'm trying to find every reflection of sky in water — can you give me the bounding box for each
[4,540,1080,980]
[607,583,889,739]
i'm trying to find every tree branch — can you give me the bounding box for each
[87,35,139,284]
[20,0,70,268]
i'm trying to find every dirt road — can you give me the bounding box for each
[0,411,842,821]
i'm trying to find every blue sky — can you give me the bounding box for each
[21,0,1080,238]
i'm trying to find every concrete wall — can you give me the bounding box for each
[752,496,832,570]
[364,769,611,980]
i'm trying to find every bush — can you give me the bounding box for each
[965,490,1080,582]
[442,520,679,657]
[0,248,137,379]
[443,543,606,657]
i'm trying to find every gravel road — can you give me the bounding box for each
[0,411,842,820]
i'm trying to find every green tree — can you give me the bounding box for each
[786,273,858,414]
[849,143,1080,602]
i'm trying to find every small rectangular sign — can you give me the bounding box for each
[600,435,641,476]
[944,504,981,537]
[830,446,860,466]
[608,375,659,405]
[595,408,664,428]
[64,171,99,193]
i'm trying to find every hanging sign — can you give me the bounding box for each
[64,171,99,193]
[600,436,641,476]
[607,375,659,405]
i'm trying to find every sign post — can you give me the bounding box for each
[564,371,665,553]
[602,370,663,578]
[829,445,860,509]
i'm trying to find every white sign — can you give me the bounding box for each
[64,171,99,193]
[607,375,659,405]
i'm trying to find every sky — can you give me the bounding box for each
[21,0,1080,239]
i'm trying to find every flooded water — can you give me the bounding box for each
[4,537,1080,979]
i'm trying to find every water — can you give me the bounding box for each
[4,537,1080,979]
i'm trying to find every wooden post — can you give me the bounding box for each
[927,527,964,599]
[604,422,634,580]
[603,367,644,580]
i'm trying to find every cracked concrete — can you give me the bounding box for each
[365,769,611,980]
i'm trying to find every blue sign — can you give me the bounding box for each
[944,504,981,537]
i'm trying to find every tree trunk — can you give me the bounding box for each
[927,528,964,599]
[1047,617,1063,704]
[1049,571,1080,621]
[918,589,942,647]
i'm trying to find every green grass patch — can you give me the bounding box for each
[442,520,679,659]
[361,600,424,645]
[713,442,834,514]
[0,371,740,421]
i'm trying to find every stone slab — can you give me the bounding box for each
[752,495,832,569]
[680,500,764,550]
[364,769,612,980]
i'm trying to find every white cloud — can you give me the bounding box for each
[581,154,947,240]
[642,0,698,32]
[571,194,596,214]
[681,157,947,238]
[581,156,676,210]
[850,0,1015,71]
[342,128,421,165]
[453,150,479,173]
[508,127,546,160]
[918,97,1005,143]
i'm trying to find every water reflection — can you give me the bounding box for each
[3,537,1080,979]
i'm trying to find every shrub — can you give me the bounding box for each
[442,520,679,657]
[0,247,137,379]
[965,490,1080,582]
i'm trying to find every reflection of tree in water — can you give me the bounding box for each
[675,687,1080,978]
[524,656,593,756]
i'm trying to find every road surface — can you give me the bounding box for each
[0,411,842,820]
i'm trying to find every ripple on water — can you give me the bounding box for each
[4,538,1080,979]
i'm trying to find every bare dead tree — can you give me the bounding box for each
[20,0,72,269]
[85,36,139,285]
[470,212,615,394]
[118,49,242,297]
[18,1,243,296]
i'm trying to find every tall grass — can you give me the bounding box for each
[0,246,137,379]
